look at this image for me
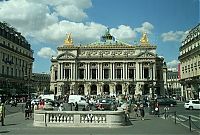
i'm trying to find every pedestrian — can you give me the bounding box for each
[139,103,145,120]
[24,102,30,120]
[133,104,138,117]
[39,99,45,109]
[155,102,160,117]
[58,103,64,111]
[164,106,169,118]
[74,102,78,111]
[0,103,5,126]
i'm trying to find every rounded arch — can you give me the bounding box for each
[78,85,84,95]
[128,84,135,95]
[103,84,110,95]
[63,84,70,95]
[116,84,122,95]
[90,84,97,95]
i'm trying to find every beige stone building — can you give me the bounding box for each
[179,23,200,100]
[50,30,166,98]
[0,21,34,96]
[32,73,50,95]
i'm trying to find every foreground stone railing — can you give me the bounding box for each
[33,110,126,127]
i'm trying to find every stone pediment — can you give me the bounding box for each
[136,51,156,58]
[57,52,76,60]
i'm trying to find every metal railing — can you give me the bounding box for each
[161,111,200,132]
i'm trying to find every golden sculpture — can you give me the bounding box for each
[64,33,73,45]
[140,32,149,44]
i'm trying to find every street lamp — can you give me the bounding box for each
[24,74,30,98]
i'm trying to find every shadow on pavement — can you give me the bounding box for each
[0,131,10,134]
[4,123,19,126]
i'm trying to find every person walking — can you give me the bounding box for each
[74,102,78,111]
[139,103,145,120]
[0,103,5,126]
[25,101,30,120]
[155,102,160,117]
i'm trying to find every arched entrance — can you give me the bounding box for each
[103,84,110,95]
[128,84,135,95]
[116,84,122,95]
[143,84,149,95]
[90,84,97,95]
[63,84,70,95]
[78,85,84,95]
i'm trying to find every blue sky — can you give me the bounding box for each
[0,0,199,73]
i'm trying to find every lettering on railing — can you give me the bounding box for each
[80,114,106,123]
[49,113,74,123]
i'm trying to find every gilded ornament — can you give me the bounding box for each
[140,32,149,45]
[64,33,73,45]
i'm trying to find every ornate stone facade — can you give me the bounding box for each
[50,30,165,97]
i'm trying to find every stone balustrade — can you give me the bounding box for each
[33,110,126,127]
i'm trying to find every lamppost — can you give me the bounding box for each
[24,74,31,98]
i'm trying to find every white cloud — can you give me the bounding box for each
[35,21,107,44]
[37,47,57,59]
[135,22,154,34]
[110,25,137,42]
[167,60,179,69]
[0,0,154,45]
[161,31,188,42]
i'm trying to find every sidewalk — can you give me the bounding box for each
[0,111,198,135]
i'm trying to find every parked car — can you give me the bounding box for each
[45,99,60,107]
[68,95,88,106]
[95,98,116,110]
[10,100,17,107]
[184,100,200,110]
[156,98,177,106]
[31,99,40,105]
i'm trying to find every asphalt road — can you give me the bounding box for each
[159,101,200,133]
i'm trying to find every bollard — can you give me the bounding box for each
[164,109,166,119]
[189,116,191,132]
[174,111,176,124]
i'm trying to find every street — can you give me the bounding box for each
[0,101,199,135]
[159,101,200,133]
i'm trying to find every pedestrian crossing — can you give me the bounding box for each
[161,114,200,122]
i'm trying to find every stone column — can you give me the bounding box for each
[110,63,113,80]
[88,64,90,80]
[61,63,63,80]
[58,63,61,80]
[113,63,115,80]
[98,63,100,80]
[70,64,72,79]
[123,63,125,80]
[97,83,102,95]
[136,62,139,80]
[153,63,156,80]
[125,63,128,80]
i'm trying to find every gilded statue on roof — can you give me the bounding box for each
[64,33,73,45]
[140,32,149,44]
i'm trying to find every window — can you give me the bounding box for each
[129,69,134,79]
[79,69,84,79]
[91,69,96,79]
[2,65,4,74]
[116,69,121,79]
[64,69,70,79]
[104,69,109,79]
[144,68,149,79]
[55,70,57,80]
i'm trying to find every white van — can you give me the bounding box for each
[68,95,88,106]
